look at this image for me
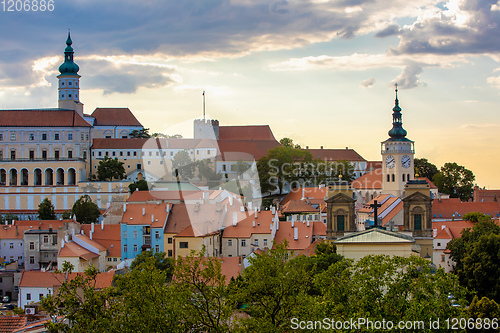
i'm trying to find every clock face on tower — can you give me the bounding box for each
[385,155,396,169]
[402,155,411,168]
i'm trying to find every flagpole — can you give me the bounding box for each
[203,91,206,120]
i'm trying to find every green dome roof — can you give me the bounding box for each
[58,32,79,75]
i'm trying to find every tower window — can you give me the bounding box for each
[69,81,72,86]
[414,214,422,230]
[402,174,405,182]
[386,174,390,182]
[61,82,65,87]
[391,174,395,182]
[407,174,410,181]
[337,215,345,232]
[68,94,72,98]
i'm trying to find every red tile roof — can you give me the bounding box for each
[280,187,327,206]
[121,203,169,228]
[81,224,121,257]
[91,108,143,127]
[0,225,31,240]
[165,203,191,234]
[273,221,324,251]
[217,140,280,161]
[281,200,319,214]
[91,138,148,149]
[432,199,500,220]
[0,316,27,333]
[0,109,91,127]
[352,168,383,190]
[222,211,273,238]
[367,161,382,171]
[305,148,366,161]
[219,256,242,284]
[58,241,99,260]
[298,240,323,257]
[19,271,114,289]
[416,177,438,189]
[218,125,277,141]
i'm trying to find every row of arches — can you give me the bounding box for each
[0,168,76,186]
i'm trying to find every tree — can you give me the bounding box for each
[96,156,125,181]
[0,213,19,224]
[314,255,468,332]
[61,210,72,219]
[129,128,151,138]
[463,212,492,222]
[279,137,301,149]
[172,150,196,180]
[197,159,222,187]
[433,162,475,201]
[448,220,500,302]
[128,179,149,193]
[233,159,251,180]
[414,158,439,180]
[237,241,314,331]
[38,198,56,220]
[71,195,100,224]
[130,250,173,277]
[469,296,500,332]
[257,145,313,194]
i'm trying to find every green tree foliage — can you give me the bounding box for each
[433,162,475,201]
[279,137,301,149]
[0,213,19,224]
[96,156,125,181]
[129,128,151,138]
[130,250,173,277]
[448,220,500,302]
[414,158,439,180]
[234,159,251,179]
[257,145,313,194]
[71,195,100,224]
[463,212,491,222]
[236,242,314,331]
[172,150,196,180]
[61,210,72,219]
[314,255,468,332]
[37,198,56,220]
[469,296,500,331]
[128,179,149,193]
[197,159,222,188]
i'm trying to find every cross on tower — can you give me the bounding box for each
[369,200,382,227]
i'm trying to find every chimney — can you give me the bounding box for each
[248,202,253,211]
[270,223,273,230]
[61,239,65,248]
[240,206,245,212]
[294,227,298,240]
[91,223,94,233]
[254,209,258,219]
[229,196,233,206]
[90,231,93,240]
[292,220,294,228]
[306,146,309,149]
[301,187,305,200]
[166,203,170,212]
[233,212,237,227]
[252,220,255,228]
[101,219,104,230]
[307,220,310,227]
[72,229,75,235]
[271,206,276,215]
[276,220,279,230]
[151,214,154,223]
[123,203,127,212]
[142,207,146,216]
[320,146,323,149]
[64,234,69,242]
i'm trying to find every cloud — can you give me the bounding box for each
[360,77,376,88]
[390,61,425,89]
[487,75,500,89]
[375,24,400,38]
[393,0,500,55]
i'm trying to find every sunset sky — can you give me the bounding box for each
[1,0,500,187]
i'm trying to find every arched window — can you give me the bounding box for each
[391,174,395,182]
[387,174,390,182]
[403,174,406,182]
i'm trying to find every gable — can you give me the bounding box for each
[325,192,355,204]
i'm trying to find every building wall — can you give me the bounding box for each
[18,286,52,309]
[174,236,203,258]
[222,234,272,257]
[24,230,59,271]
[0,237,24,265]
[92,126,142,139]
[335,243,414,261]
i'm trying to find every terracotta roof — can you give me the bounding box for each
[416,177,438,189]
[0,316,27,333]
[367,161,382,171]
[305,148,366,161]
[218,125,277,141]
[127,190,202,202]
[0,109,91,127]
[165,203,191,234]
[217,140,280,160]
[382,201,403,225]
[219,257,242,284]
[73,234,108,252]
[175,225,195,237]
[431,199,500,220]
[222,211,273,238]
[273,221,321,251]
[432,220,475,231]
[352,168,383,190]
[58,241,99,261]
[19,271,114,289]
[435,227,455,240]
[81,224,121,257]
[121,203,170,228]
[91,138,147,149]
[0,225,31,239]
[281,200,319,214]
[474,186,500,203]
[91,108,143,127]
[298,240,323,257]
[280,187,327,206]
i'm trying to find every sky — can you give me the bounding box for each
[1,0,500,187]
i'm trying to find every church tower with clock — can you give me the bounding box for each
[381,85,415,198]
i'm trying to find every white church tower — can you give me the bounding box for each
[57,32,84,116]
[381,85,415,198]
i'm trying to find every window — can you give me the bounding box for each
[137,164,142,170]
[402,174,406,182]
[124,244,128,252]
[120,151,123,157]
[29,242,34,250]
[254,239,258,246]
[133,231,137,239]
[207,150,210,155]
[441,255,445,262]
[391,174,395,182]
[168,250,173,257]
[123,231,127,239]
[83,151,87,160]
[168,237,172,244]
[42,133,47,141]
[127,151,131,157]
[437,242,441,247]
[54,151,59,160]
[98,151,102,157]
[222,164,227,172]
[337,215,345,232]
[54,133,60,140]
[155,231,160,239]
[81,133,84,140]
[0,133,2,141]
[69,81,72,86]
[42,150,47,159]
[228,240,232,246]
[133,152,137,157]
[68,151,73,159]
[9,243,13,249]
[241,240,246,247]
[52,235,57,245]
[39,293,44,300]
[105,135,111,139]
[105,152,109,157]
[10,150,15,160]
[155,245,160,252]
[43,235,49,243]
[170,151,173,156]
[29,256,34,264]
[112,151,116,157]
[263,239,268,246]
[179,242,188,249]
[107,258,112,262]
[26,293,31,300]
[133,244,138,252]
[29,150,34,159]
[10,133,15,141]
[29,133,34,141]
[414,214,422,230]
[113,258,117,262]
[86,134,89,140]
[68,133,73,140]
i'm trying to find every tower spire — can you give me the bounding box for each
[387,83,407,140]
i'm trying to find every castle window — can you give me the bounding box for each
[29,133,35,141]
[10,133,15,141]
[414,214,422,230]
[68,150,73,159]
[42,133,47,141]
[54,133,60,141]
[68,133,73,140]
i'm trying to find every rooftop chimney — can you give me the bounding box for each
[232,212,237,227]
[291,220,294,228]
[252,220,255,228]
[91,223,94,233]
[254,209,258,219]
[271,206,276,215]
[142,207,146,216]
[151,214,154,223]
[294,227,298,240]
[307,220,310,227]
[123,203,127,212]
[101,219,104,230]
[320,146,323,149]
[248,202,253,211]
